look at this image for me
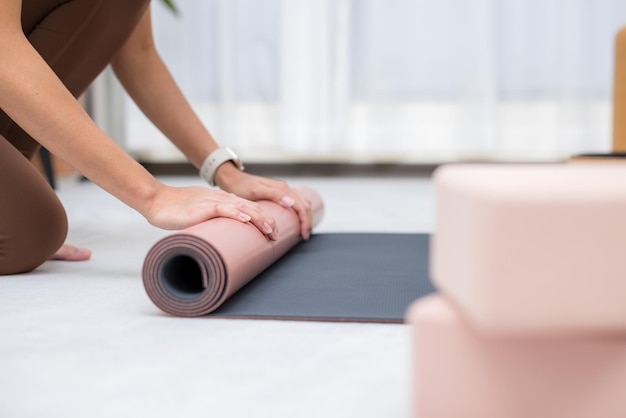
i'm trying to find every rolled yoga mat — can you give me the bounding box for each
[143,188,434,321]
[143,187,325,317]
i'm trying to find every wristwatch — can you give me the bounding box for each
[200,147,245,187]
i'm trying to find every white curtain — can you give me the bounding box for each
[121,0,626,163]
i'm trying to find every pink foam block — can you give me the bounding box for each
[407,295,626,418]
[431,164,626,335]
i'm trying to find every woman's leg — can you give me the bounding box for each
[0,0,149,274]
[0,135,68,275]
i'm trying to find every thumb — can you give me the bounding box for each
[259,186,295,207]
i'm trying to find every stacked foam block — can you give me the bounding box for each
[406,164,626,418]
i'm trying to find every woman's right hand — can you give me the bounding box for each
[143,185,279,240]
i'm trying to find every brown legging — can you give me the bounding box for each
[0,0,150,275]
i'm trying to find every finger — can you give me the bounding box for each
[289,194,312,240]
[213,202,275,239]
[215,193,277,238]
[213,202,252,223]
[269,189,309,239]
[236,201,279,241]
[260,186,295,208]
[242,185,288,240]
[279,194,296,208]
[274,187,312,239]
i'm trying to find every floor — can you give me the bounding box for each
[0,175,435,418]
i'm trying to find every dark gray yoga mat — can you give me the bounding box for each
[210,233,435,323]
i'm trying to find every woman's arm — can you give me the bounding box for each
[110,6,216,168]
[0,0,277,237]
[111,6,312,238]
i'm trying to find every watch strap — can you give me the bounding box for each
[200,147,244,187]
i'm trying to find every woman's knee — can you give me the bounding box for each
[0,137,68,275]
[0,195,68,275]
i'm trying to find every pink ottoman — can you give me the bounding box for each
[431,164,626,335]
[407,295,626,418]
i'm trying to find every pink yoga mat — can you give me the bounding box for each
[142,187,324,317]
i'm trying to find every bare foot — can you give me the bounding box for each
[49,244,92,261]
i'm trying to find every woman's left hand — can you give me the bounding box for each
[214,163,313,240]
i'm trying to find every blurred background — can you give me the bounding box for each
[90,0,626,167]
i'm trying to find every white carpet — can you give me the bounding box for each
[0,175,434,418]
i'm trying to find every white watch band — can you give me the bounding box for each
[200,147,244,187]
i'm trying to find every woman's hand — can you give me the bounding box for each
[214,163,313,240]
[143,183,279,240]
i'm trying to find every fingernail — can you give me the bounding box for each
[263,222,273,234]
[239,212,251,222]
[280,196,295,207]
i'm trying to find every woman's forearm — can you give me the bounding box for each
[111,7,218,169]
[0,29,162,215]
